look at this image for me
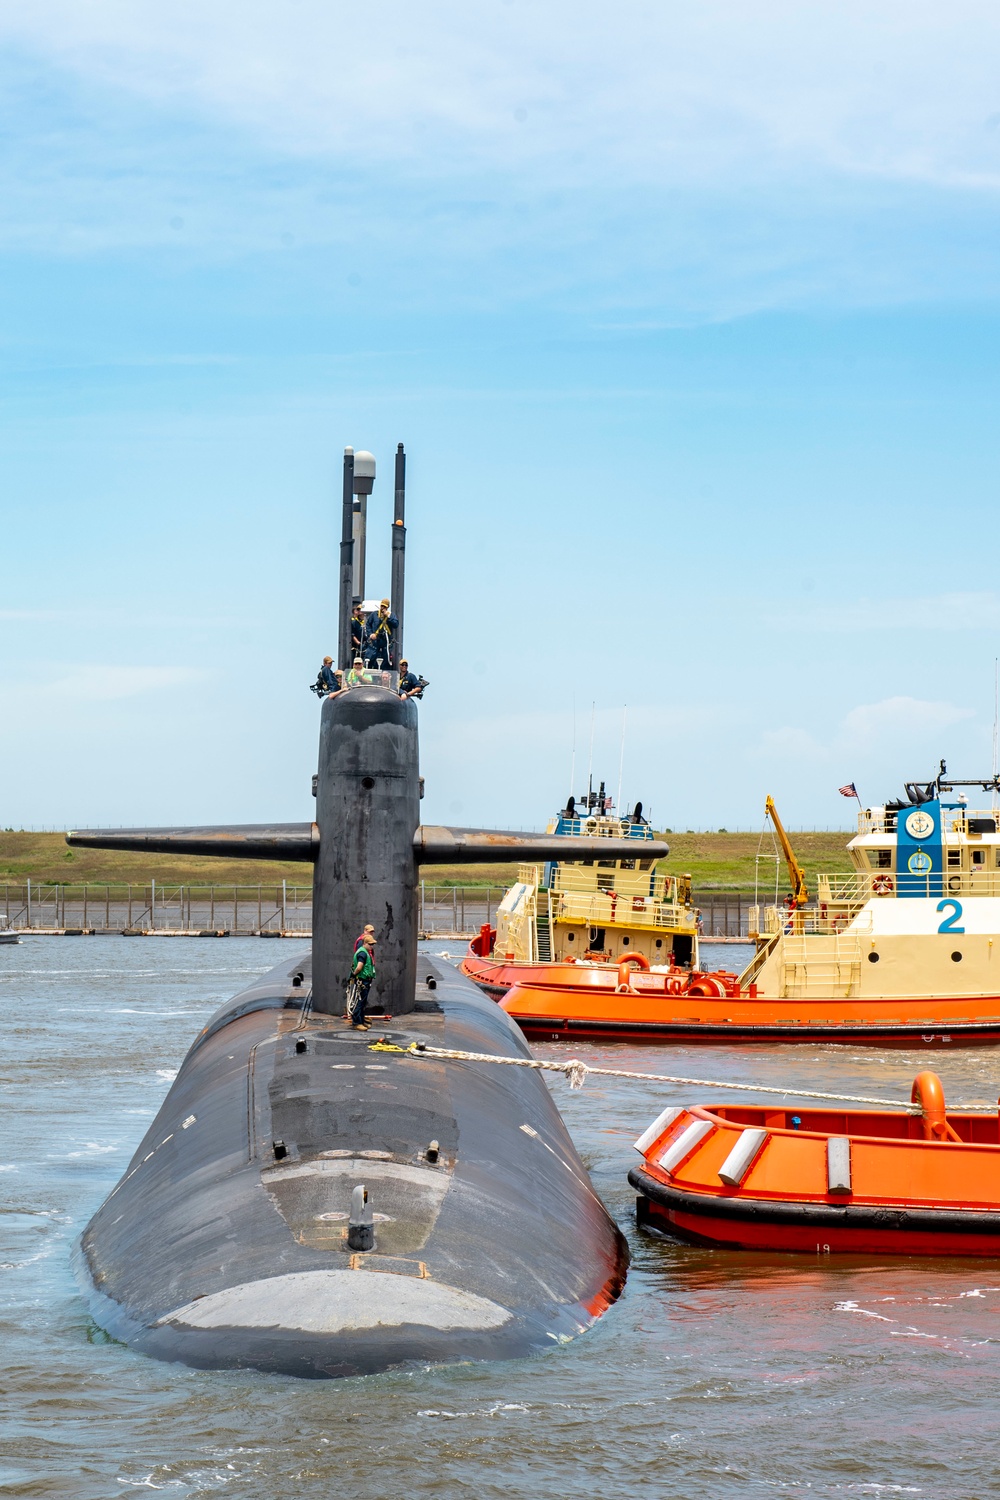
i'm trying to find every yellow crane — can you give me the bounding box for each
[764,795,808,907]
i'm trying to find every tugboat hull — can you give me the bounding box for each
[500,971,1000,1046]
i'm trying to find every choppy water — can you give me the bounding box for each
[5,937,1000,1499]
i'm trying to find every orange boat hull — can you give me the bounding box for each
[460,951,605,1001]
[499,972,1000,1046]
[631,1091,1000,1255]
[632,1179,1000,1255]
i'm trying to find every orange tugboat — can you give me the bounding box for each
[499,770,1000,1046]
[629,1071,1000,1255]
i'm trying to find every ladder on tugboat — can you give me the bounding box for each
[536,915,552,961]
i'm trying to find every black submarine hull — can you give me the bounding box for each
[75,954,628,1379]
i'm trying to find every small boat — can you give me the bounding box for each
[0,923,19,945]
[462,782,699,999]
[629,1071,1000,1256]
[498,770,1000,1046]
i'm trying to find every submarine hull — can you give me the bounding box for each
[75,955,627,1379]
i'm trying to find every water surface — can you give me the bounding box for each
[3,937,999,1498]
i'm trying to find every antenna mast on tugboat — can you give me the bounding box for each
[992,658,998,811]
[616,705,628,816]
[569,696,577,807]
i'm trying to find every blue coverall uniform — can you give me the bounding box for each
[364,610,398,667]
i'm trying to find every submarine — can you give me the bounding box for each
[69,445,667,1379]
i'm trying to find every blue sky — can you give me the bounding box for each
[3,2,1000,835]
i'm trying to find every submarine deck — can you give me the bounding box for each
[75,953,627,1378]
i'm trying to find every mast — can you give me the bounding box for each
[391,443,406,665]
[338,448,355,669]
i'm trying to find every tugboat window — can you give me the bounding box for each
[972,849,986,866]
[874,849,892,869]
[947,849,962,867]
[951,951,963,962]
[868,952,880,963]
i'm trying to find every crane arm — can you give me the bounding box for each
[764,795,808,906]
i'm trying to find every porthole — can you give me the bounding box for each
[622,936,630,946]
[868,952,880,964]
[361,776,375,790]
[567,932,575,942]
[655,938,663,948]
[951,951,963,963]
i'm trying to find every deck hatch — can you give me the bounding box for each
[718,1128,769,1188]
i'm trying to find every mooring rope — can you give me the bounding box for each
[366,1040,948,1111]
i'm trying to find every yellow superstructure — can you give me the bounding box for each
[493,809,699,968]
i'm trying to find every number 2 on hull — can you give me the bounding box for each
[936,899,965,934]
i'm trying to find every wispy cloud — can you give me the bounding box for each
[2,664,209,704]
[769,591,1000,633]
[758,694,976,764]
[5,2,1000,191]
[2,3,1000,313]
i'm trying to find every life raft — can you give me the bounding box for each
[629,1071,1000,1255]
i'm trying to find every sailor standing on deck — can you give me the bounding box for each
[347,931,377,1030]
[364,599,398,668]
[351,603,365,658]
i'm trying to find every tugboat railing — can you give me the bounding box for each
[550,890,694,931]
[751,903,873,938]
[821,870,1000,902]
[858,806,1000,835]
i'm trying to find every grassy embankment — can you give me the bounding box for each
[1,829,853,893]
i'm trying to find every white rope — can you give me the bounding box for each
[388,1041,960,1112]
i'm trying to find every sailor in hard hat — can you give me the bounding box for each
[364,598,398,669]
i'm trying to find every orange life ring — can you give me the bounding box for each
[911,1070,960,1141]
[615,953,650,992]
[872,874,894,895]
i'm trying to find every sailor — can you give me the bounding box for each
[351,603,365,657]
[325,668,346,699]
[313,656,338,696]
[398,660,424,700]
[347,931,377,1030]
[365,599,398,668]
[346,657,367,687]
[355,922,376,950]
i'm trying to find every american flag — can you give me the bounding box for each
[839,782,858,798]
